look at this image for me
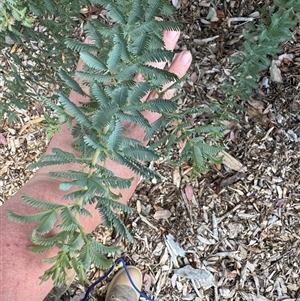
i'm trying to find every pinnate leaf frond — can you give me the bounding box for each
[58,92,91,127]
[65,39,99,53]
[7,210,51,224]
[35,210,58,235]
[156,20,181,32]
[123,145,159,161]
[92,105,118,129]
[139,65,178,86]
[130,34,151,55]
[114,152,161,179]
[58,68,85,96]
[83,135,106,153]
[106,3,126,24]
[76,71,112,83]
[128,82,151,104]
[99,205,133,240]
[128,0,144,24]
[130,20,156,36]
[78,245,91,268]
[107,40,121,70]
[21,195,63,210]
[30,230,69,246]
[139,49,174,64]
[80,52,107,71]
[107,120,124,150]
[111,86,128,106]
[68,232,83,250]
[59,208,79,231]
[90,82,109,107]
[29,245,52,253]
[90,239,121,254]
[127,98,178,114]
[28,148,81,170]
[116,111,151,130]
[95,196,133,213]
[146,0,163,21]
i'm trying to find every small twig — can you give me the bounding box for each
[216,204,242,223]
[19,116,45,134]
[228,17,254,27]
[214,285,218,301]
[262,126,275,141]
[194,35,219,45]
[210,251,239,258]
[181,190,194,225]
[211,212,218,240]
[138,214,159,231]
[239,262,248,288]
[191,279,202,298]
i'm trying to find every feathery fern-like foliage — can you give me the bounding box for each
[0,0,88,123]
[6,0,224,287]
[224,1,300,101]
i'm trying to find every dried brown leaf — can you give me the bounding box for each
[184,184,194,201]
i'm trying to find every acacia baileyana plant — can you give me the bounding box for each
[224,0,300,101]
[6,0,223,286]
[0,0,89,123]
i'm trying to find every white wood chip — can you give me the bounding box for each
[153,209,172,220]
[240,292,271,301]
[175,265,215,290]
[165,234,186,257]
[270,60,283,83]
[218,150,246,172]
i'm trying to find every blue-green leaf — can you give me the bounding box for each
[78,245,91,269]
[92,105,118,129]
[80,52,107,71]
[91,83,109,107]
[106,3,126,24]
[21,195,63,210]
[68,232,83,250]
[29,245,52,253]
[58,92,91,127]
[128,82,151,104]
[146,0,162,21]
[116,111,151,130]
[111,86,128,106]
[59,179,87,191]
[76,71,112,83]
[107,120,124,150]
[193,145,204,171]
[130,20,156,36]
[83,135,105,152]
[59,208,79,231]
[139,49,173,64]
[36,210,58,235]
[58,68,85,96]
[65,39,99,53]
[7,210,49,224]
[90,239,121,254]
[31,230,69,246]
[107,42,121,70]
[128,0,144,24]
[124,145,159,161]
[130,34,151,55]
